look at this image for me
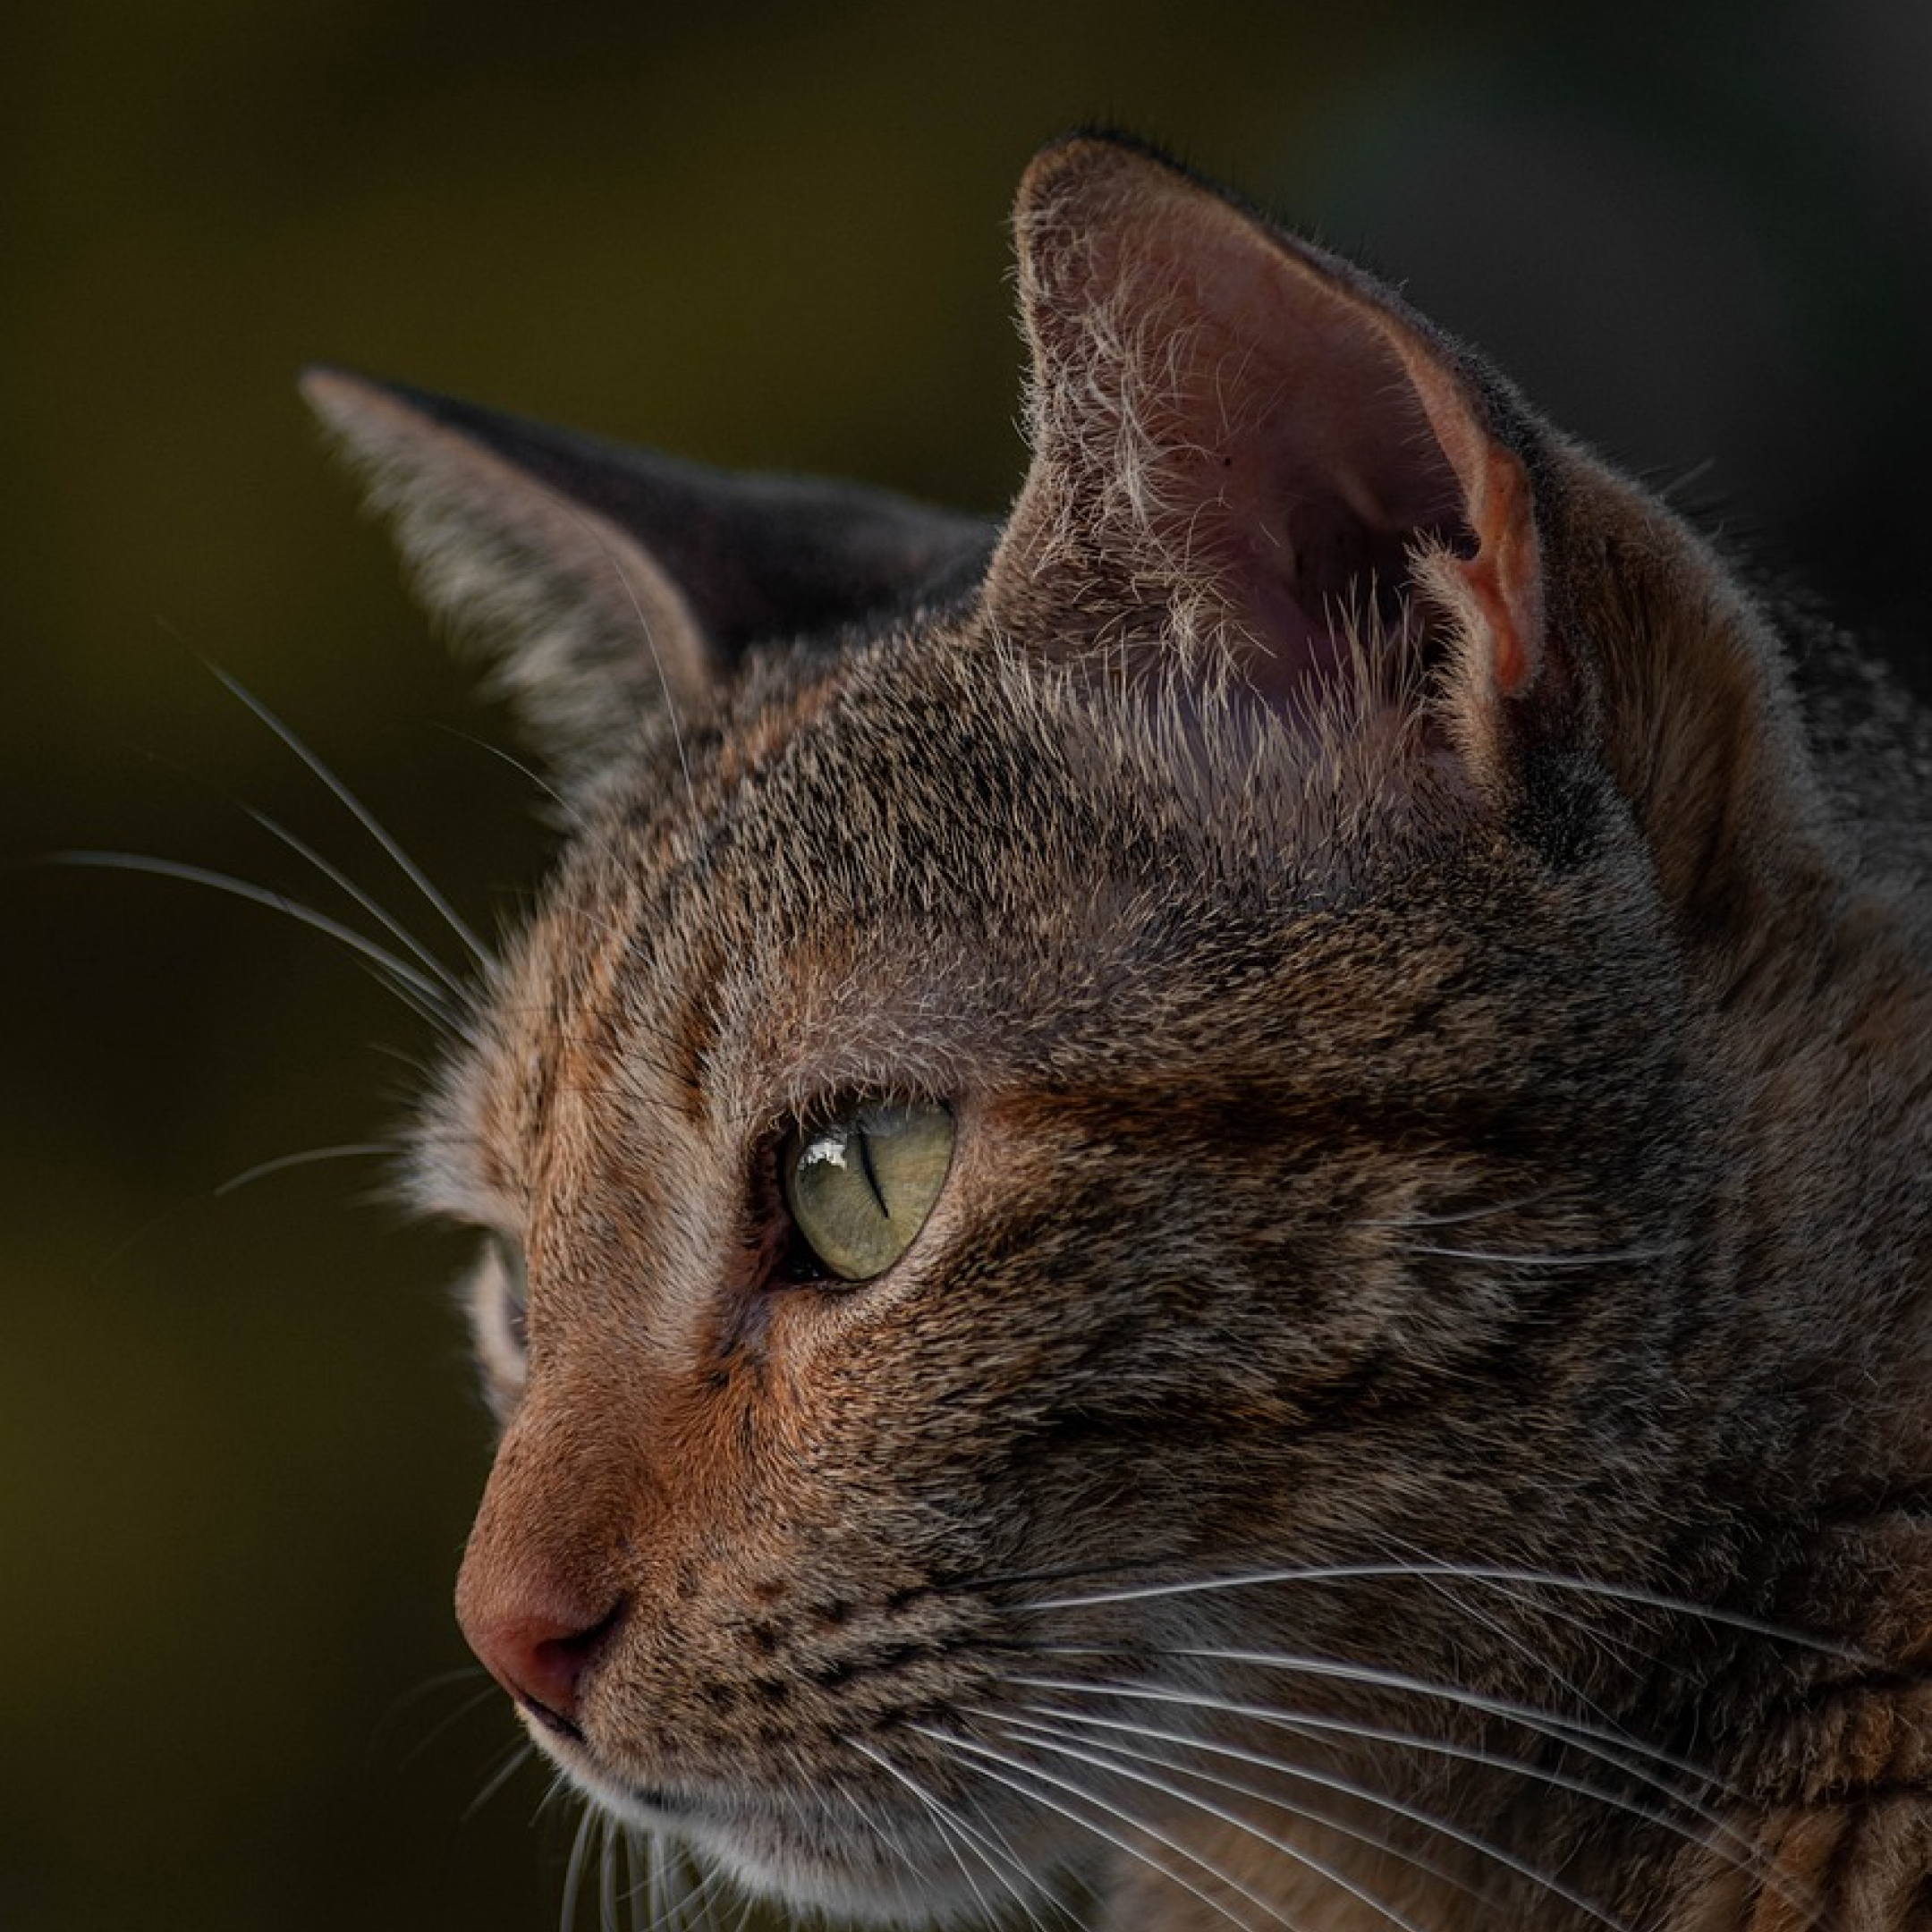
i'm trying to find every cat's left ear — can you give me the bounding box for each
[987,135,1548,790]
[302,369,992,783]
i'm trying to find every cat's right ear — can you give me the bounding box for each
[301,369,992,783]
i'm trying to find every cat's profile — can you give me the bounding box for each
[304,133,1932,1930]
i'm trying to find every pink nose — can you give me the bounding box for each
[457,1572,623,1738]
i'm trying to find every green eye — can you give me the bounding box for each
[780,1101,954,1283]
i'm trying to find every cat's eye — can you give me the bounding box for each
[490,1234,530,1347]
[779,1101,954,1283]
[469,1233,530,1424]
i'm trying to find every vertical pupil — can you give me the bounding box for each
[782,1103,955,1282]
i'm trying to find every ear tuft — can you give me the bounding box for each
[991,134,1547,795]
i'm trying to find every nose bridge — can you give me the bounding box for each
[454,1384,659,1727]
[464,1368,663,1579]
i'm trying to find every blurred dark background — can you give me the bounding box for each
[6,2,1928,1928]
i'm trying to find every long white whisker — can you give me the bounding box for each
[599,1809,623,1932]
[240,801,472,1003]
[620,1826,643,1932]
[1392,1532,1728,1721]
[210,664,496,972]
[462,1736,537,1821]
[1004,1646,1732,1802]
[1371,1546,1634,1741]
[213,1141,400,1197]
[982,1715,1433,1932]
[52,852,455,1019]
[1019,1560,1856,1658]
[648,1831,671,1931]
[852,1749,1003,1928]
[913,1720,1294,1932]
[1006,1669,1810,1921]
[1359,1194,1551,1231]
[844,1771,998,1929]
[1397,1241,1671,1271]
[1164,1646,1743,1800]
[691,1852,734,1932]
[848,1736,1058,1932]
[561,1803,597,1932]
[995,1698,1628,1932]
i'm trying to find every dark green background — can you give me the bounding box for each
[8,3,1928,1928]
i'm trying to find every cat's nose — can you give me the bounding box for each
[456,1563,623,1738]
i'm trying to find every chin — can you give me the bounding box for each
[561,1758,1044,1929]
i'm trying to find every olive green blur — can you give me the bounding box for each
[7,3,1928,1928]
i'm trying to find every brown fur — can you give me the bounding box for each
[309,135,1932,1929]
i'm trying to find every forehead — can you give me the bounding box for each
[419,621,1441,1218]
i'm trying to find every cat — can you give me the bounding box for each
[303,132,1932,1931]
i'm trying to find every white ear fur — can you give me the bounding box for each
[988,136,1543,755]
[302,368,715,773]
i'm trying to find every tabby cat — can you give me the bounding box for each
[305,134,1932,1930]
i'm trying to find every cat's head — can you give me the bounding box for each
[308,135,1838,1924]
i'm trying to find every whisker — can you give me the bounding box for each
[688,1849,733,1932]
[845,1747,1002,1928]
[432,721,575,818]
[535,1763,583,1823]
[1004,1668,1809,1921]
[1394,1241,1672,1271]
[1358,1193,1552,1231]
[213,1141,401,1197]
[640,1826,665,1932]
[1372,1547,1632,1740]
[386,1678,503,1772]
[120,734,477,1005]
[580,525,697,815]
[1376,1532,1705,1713]
[1010,1656,1732,1823]
[982,1712,1440,1932]
[51,851,455,1021]
[561,1804,597,1932]
[599,1809,622,1932]
[463,1735,537,1821]
[994,1697,1627,1932]
[1017,1559,1859,1658]
[914,1720,1299,1932]
[849,1736,1059,1932]
[622,1826,648,1932]
[240,801,473,1004]
[210,663,496,973]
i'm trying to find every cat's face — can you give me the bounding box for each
[428,617,1684,1922]
[308,136,1913,1928]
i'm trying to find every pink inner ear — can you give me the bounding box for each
[1004,139,1542,722]
[1156,265,1479,711]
